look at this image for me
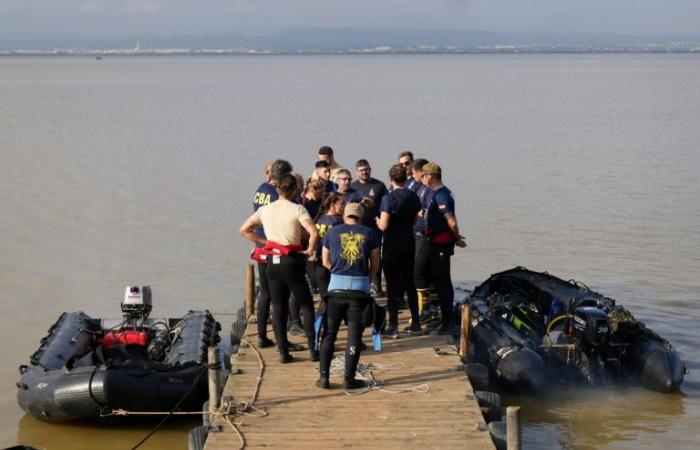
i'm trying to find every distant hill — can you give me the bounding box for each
[2,28,699,51]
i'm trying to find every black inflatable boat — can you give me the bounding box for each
[16,286,222,422]
[465,267,686,393]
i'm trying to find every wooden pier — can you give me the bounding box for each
[204,301,496,449]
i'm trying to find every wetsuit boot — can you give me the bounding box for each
[316,371,330,389]
[384,314,399,339]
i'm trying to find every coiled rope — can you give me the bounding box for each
[329,355,431,396]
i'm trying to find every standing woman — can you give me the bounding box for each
[313,192,345,297]
[240,173,319,363]
[317,203,381,390]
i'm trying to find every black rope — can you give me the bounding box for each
[129,364,208,450]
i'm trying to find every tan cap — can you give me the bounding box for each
[344,202,364,219]
[422,162,442,176]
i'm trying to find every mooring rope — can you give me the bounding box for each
[329,355,431,396]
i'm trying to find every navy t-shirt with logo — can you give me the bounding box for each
[323,223,380,276]
[351,178,387,227]
[426,186,455,233]
[315,214,344,259]
[252,182,278,244]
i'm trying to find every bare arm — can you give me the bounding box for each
[300,216,319,258]
[322,246,331,270]
[368,247,380,281]
[239,214,265,246]
[376,211,390,231]
[444,212,467,248]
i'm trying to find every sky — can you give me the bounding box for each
[0,0,699,40]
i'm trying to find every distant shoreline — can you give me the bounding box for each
[2,45,700,57]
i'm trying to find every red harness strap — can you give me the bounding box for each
[251,241,304,262]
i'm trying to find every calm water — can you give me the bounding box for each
[1,54,698,449]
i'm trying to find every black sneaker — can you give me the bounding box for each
[405,322,423,335]
[384,324,399,339]
[257,336,275,348]
[287,342,305,352]
[316,377,330,389]
[279,353,294,364]
[343,378,368,390]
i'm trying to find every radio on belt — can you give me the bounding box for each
[122,285,152,319]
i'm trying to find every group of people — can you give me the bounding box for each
[239,146,466,389]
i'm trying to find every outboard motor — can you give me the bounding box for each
[101,285,153,348]
[571,306,609,346]
[122,285,152,320]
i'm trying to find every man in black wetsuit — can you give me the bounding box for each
[410,159,433,313]
[421,162,467,335]
[317,203,381,390]
[351,159,387,295]
[377,164,422,337]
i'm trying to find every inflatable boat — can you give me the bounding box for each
[465,267,686,393]
[16,286,222,422]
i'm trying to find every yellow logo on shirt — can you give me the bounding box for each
[339,232,365,265]
[253,192,272,206]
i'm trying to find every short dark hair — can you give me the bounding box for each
[355,159,370,168]
[398,150,414,160]
[389,164,407,184]
[275,173,297,197]
[318,146,334,156]
[315,160,330,169]
[270,159,293,182]
[412,158,429,171]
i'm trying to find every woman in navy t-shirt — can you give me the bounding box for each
[317,203,380,391]
[312,193,345,296]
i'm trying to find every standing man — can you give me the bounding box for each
[421,162,467,335]
[312,160,335,192]
[250,160,292,348]
[334,169,363,204]
[317,146,345,183]
[351,159,387,227]
[398,150,414,181]
[351,159,387,295]
[317,203,381,390]
[410,159,433,305]
[376,164,422,337]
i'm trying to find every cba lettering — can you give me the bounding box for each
[253,192,272,206]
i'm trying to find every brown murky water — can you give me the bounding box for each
[1,54,698,449]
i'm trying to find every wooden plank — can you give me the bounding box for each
[204,304,494,450]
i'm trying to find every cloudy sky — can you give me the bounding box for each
[1,0,698,39]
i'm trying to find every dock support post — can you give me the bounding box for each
[208,346,221,415]
[506,406,521,450]
[460,304,472,362]
[246,263,255,319]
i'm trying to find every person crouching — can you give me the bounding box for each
[317,203,381,390]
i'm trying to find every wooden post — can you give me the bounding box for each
[506,406,521,450]
[460,304,472,362]
[246,263,255,319]
[208,346,221,414]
